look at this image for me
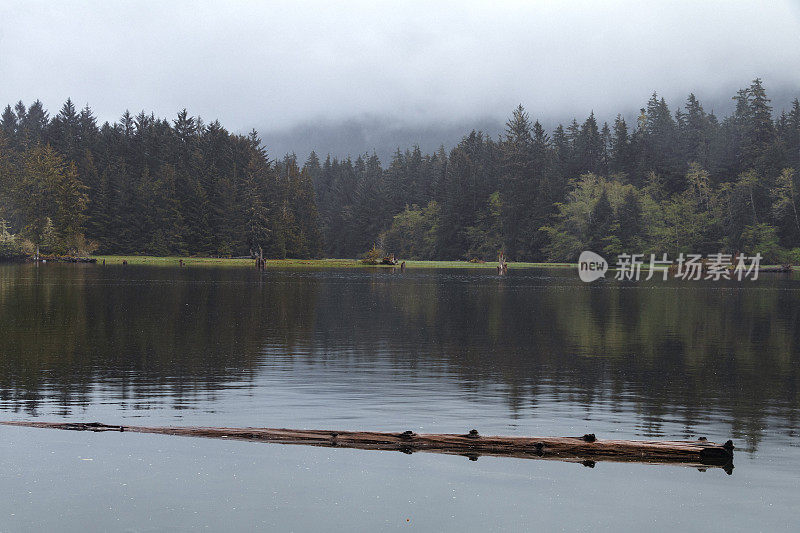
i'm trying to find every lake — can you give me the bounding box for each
[0,263,798,531]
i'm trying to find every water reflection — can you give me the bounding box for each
[0,265,318,415]
[0,264,798,452]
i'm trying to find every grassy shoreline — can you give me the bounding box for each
[91,255,572,269]
[87,256,793,272]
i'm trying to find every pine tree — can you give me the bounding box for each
[600,122,612,176]
[784,99,800,170]
[288,162,323,258]
[16,145,87,251]
[575,112,603,174]
[1,106,16,141]
[552,124,570,177]
[676,94,712,169]
[50,99,80,162]
[0,132,15,226]
[439,132,488,258]
[588,189,613,252]
[242,146,274,257]
[78,105,99,150]
[740,78,778,174]
[88,168,113,250]
[500,105,536,259]
[610,115,632,177]
[19,100,49,148]
[565,118,581,177]
[637,93,681,192]
[616,189,642,250]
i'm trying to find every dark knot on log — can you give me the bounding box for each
[533,442,545,455]
[466,429,480,439]
[330,432,338,439]
[63,422,125,432]
[399,430,416,440]
[582,433,596,443]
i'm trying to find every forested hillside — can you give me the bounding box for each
[2,78,800,262]
[313,78,800,262]
[0,102,320,257]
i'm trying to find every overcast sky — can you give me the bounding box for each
[2,1,800,151]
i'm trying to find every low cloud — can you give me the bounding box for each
[1,0,798,153]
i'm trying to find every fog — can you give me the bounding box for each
[2,0,800,160]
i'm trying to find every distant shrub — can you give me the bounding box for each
[778,248,800,265]
[0,222,28,261]
[361,244,384,265]
[0,240,27,261]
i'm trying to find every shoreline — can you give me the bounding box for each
[3,255,791,271]
[89,255,572,269]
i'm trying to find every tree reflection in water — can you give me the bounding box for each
[1,264,798,452]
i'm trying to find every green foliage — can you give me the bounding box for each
[541,174,637,260]
[0,240,25,260]
[12,145,88,253]
[286,162,322,258]
[381,202,440,260]
[739,223,782,263]
[0,104,320,258]
[0,220,26,259]
[501,105,544,260]
[3,78,800,262]
[771,168,800,244]
[588,189,613,252]
[437,132,500,259]
[540,166,766,260]
[616,189,643,250]
[464,191,504,260]
[646,190,716,256]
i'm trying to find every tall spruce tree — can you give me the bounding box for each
[500,105,536,260]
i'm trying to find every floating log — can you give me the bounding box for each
[1,421,734,472]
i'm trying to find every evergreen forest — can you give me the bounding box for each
[2,78,800,263]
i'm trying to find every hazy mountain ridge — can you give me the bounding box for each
[258,87,800,163]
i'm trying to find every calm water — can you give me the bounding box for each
[0,264,798,531]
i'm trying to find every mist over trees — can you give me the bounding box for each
[314,79,800,263]
[1,78,800,262]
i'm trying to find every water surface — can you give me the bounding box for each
[0,264,797,531]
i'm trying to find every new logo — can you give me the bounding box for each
[578,251,608,282]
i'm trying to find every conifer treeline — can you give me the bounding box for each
[313,78,800,262]
[0,101,321,257]
[1,78,800,262]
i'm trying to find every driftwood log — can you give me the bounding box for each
[1,421,734,472]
